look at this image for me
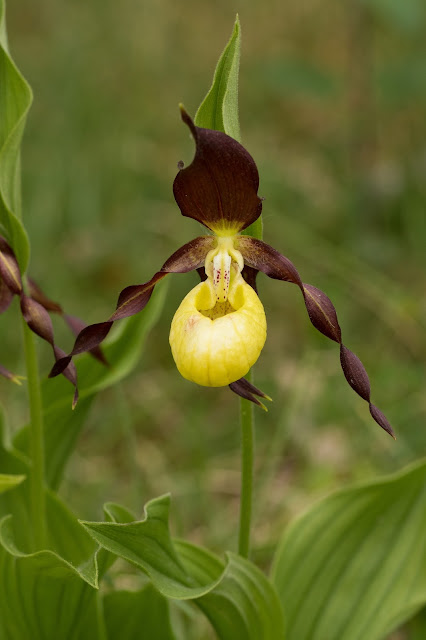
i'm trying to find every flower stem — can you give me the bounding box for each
[238,371,255,558]
[22,315,47,550]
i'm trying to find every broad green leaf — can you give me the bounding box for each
[103,585,176,640]
[175,540,285,640]
[82,495,285,639]
[195,16,241,142]
[0,425,119,639]
[0,472,24,494]
[0,0,31,270]
[13,280,167,489]
[271,460,426,640]
[0,485,105,639]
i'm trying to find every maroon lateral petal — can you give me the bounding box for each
[370,404,396,439]
[0,278,14,313]
[49,235,216,380]
[340,344,371,401]
[235,236,302,286]
[28,278,107,366]
[242,265,259,293]
[63,314,108,366]
[0,237,23,294]
[173,108,263,233]
[20,294,79,402]
[229,377,272,411]
[302,284,341,343]
[27,277,63,313]
[237,235,394,437]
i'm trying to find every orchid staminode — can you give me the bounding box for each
[50,108,394,437]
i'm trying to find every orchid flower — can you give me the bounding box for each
[0,235,105,405]
[50,108,394,438]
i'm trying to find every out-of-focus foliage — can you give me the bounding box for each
[2,1,425,637]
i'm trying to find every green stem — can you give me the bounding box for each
[238,213,263,559]
[22,315,46,550]
[238,373,255,559]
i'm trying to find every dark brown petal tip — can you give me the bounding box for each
[173,108,263,234]
[236,236,393,437]
[0,363,24,385]
[229,377,272,411]
[49,236,214,386]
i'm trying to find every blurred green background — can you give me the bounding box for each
[2,0,425,633]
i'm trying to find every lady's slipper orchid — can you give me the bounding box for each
[50,108,394,438]
[0,235,105,403]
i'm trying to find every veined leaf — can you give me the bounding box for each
[0,0,31,270]
[103,585,176,640]
[271,460,426,640]
[13,280,167,490]
[195,16,241,142]
[82,494,285,640]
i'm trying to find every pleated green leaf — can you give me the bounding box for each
[103,585,176,640]
[0,0,31,270]
[82,495,285,640]
[13,281,167,490]
[195,16,241,141]
[0,483,105,639]
[271,460,426,640]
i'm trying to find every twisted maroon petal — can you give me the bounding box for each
[27,277,107,366]
[237,235,395,438]
[0,278,14,313]
[49,236,216,383]
[0,236,23,295]
[20,294,79,407]
[173,108,263,234]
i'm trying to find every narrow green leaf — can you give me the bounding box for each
[82,494,285,639]
[103,585,176,640]
[0,0,31,270]
[195,16,241,141]
[0,472,25,494]
[13,280,167,489]
[271,460,426,640]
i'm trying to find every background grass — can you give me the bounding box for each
[2,0,426,636]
